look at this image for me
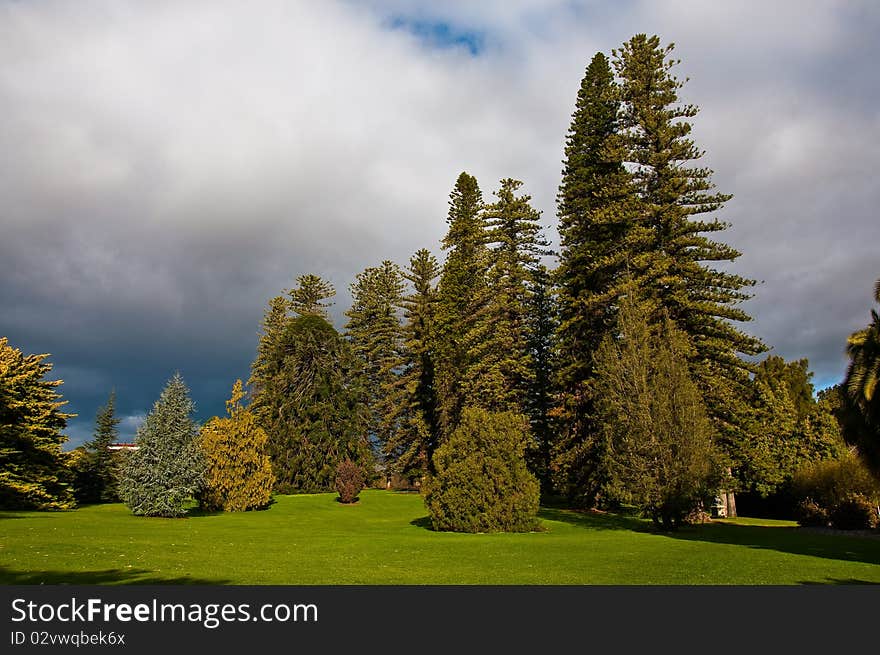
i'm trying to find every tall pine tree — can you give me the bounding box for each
[345,261,405,459]
[382,249,441,478]
[434,172,489,435]
[552,52,641,505]
[463,178,550,415]
[80,390,122,503]
[613,34,766,467]
[250,312,372,493]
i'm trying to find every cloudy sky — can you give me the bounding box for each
[1,0,878,447]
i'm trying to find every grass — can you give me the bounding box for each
[2,489,879,585]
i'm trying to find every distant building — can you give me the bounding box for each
[107,442,138,451]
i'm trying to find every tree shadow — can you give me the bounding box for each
[536,506,880,568]
[658,522,880,568]
[538,507,652,533]
[0,565,230,585]
[409,516,433,530]
[800,578,880,585]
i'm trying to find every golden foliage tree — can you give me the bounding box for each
[198,380,274,512]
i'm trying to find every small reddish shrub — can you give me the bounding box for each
[335,459,364,504]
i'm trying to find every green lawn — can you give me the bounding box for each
[2,490,879,585]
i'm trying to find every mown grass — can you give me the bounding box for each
[2,490,879,585]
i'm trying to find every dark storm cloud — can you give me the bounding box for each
[1,1,877,446]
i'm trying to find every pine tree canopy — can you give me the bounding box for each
[613,34,765,378]
[81,389,122,503]
[345,261,405,457]
[0,337,74,510]
[287,274,336,318]
[382,248,441,478]
[463,178,550,415]
[434,171,489,435]
[119,372,205,517]
[250,313,373,493]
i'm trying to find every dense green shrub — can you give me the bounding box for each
[791,453,880,528]
[829,494,879,530]
[791,453,879,510]
[335,459,364,504]
[422,408,540,533]
[794,498,829,527]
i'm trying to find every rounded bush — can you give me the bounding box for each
[335,459,364,504]
[829,494,879,531]
[794,498,829,528]
[422,408,540,533]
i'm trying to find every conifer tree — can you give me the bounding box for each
[552,51,641,505]
[524,264,557,488]
[119,373,205,517]
[382,249,441,478]
[463,178,550,414]
[423,407,540,533]
[594,300,722,528]
[287,274,336,318]
[434,172,488,435]
[613,34,766,454]
[80,390,122,503]
[251,313,372,493]
[345,261,405,456]
[0,337,74,509]
[199,380,274,512]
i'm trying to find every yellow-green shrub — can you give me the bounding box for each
[198,380,274,512]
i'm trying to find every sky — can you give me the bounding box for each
[1,0,878,448]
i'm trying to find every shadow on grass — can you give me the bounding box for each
[538,507,651,533]
[0,565,230,585]
[538,506,880,569]
[800,578,880,585]
[410,516,433,530]
[664,522,880,567]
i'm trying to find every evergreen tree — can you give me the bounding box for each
[524,264,557,489]
[0,337,74,510]
[423,407,540,533]
[345,261,405,457]
[287,274,336,318]
[250,313,372,493]
[594,300,722,529]
[79,390,122,503]
[552,52,642,506]
[250,295,290,395]
[382,249,441,478]
[434,172,488,435]
[613,34,766,453]
[198,380,274,512]
[463,178,550,414]
[119,373,205,517]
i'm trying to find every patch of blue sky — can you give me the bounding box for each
[386,15,486,56]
